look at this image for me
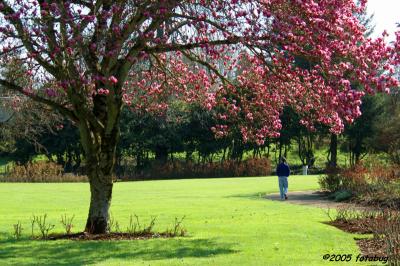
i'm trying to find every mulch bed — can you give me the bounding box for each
[355,238,387,257]
[325,218,375,234]
[326,218,388,258]
[47,232,177,241]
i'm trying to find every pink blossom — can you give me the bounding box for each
[109,76,118,84]
[0,0,398,145]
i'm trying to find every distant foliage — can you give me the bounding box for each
[1,157,272,182]
[121,158,272,180]
[2,161,87,182]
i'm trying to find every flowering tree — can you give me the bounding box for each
[0,0,398,234]
[394,29,400,65]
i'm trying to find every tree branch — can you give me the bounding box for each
[0,79,78,122]
[143,37,243,54]
[0,0,60,78]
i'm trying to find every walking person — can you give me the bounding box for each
[276,157,290,200]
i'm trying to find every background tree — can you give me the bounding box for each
[369,82,400,165]
[39,120,82,172]
[326,0,376,168]
[0,98,62,164]
[341,95,383,165]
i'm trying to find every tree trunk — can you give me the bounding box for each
[328,133,338,168]
[284,144,288,158]
[85,167,113,234]
[354,139,362,164]
[155,145,168,164]
[84,144,116,234]
[78,119,119,234]
[278,142,282,159]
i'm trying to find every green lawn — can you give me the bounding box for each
[0,176,368,266]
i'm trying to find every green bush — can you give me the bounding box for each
[319,173,341,192]
[332,190,353,202]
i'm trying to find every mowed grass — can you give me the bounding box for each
[0,176,365,266]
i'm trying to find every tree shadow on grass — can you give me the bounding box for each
[0,237,237,265]
[229,191,326,201]
[227,192,268,200]
[230,191,353,209]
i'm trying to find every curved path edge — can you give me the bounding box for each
[265,190,365,209]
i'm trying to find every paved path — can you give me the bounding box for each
[265,190,360,209]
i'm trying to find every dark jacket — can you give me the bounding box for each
[276,163,290,177]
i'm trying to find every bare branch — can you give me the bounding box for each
[0,0,60,78]
[143,38,243,54]
[0,79,77,121]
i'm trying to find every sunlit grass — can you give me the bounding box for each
[0,175,363,265]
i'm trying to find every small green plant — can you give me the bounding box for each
[114,221,121,233]
[143,216,157,234]
[106,213,122,233]
[60,214,74,235]
[171,216,187,236]
[127,214,140,234]
[30,216,35,238]
[126,215,158,235]
[166,216,187,237]
[333,190,353,202]
[13,221,23,239]
[33,214,55,239]
[335,207,358,222]
[107,214,115,233]
[325,206,361,223]
[325,208,334,222]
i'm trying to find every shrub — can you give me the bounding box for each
[326,204,400,265]
[124,214,157,235]
[165,216,186,237]
[320,163,400,206]
[60,214,75,235]
[321,163,399,194]
[32,214,55,239]
[368,163,400,183]
[371,208,400,265]
[243,158,272,177]
[339,164,369,193]
[319,168,341,192]
[120,157,272,180]
[333,190,353,202]
[2,161,88,182]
